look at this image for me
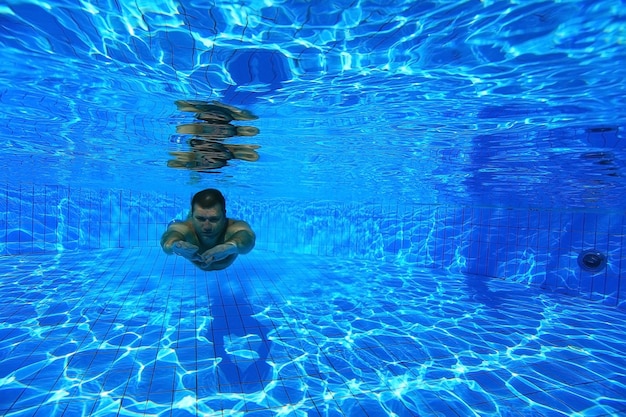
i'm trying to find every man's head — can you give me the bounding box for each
[190,189,227,241]
[191,188,226,213]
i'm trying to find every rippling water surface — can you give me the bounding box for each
[1,0,625,207]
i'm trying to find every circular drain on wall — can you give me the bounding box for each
[577,249,607,272]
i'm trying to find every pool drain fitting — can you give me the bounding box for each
[577,249,607,272]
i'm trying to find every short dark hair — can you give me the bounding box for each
[191,188,226,213]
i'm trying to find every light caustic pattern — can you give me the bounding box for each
[2,0,625,115]
[0,249,625,416]
[2,1,626,206]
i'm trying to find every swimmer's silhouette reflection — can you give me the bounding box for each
[208,298,272,393]
[175,100,259,123]
[168,100,260,172]
[168,140,260,171]
[464,274,505,310]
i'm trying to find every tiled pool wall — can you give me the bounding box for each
[1,183,624,309]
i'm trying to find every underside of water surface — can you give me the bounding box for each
[0,0,624,208]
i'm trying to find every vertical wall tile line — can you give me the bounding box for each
[500,209,506,277]
[504,209,511,278]
[117,189,122,248]
[423,203,427,262]
[115,190,124,248]
[87,188,93,250]
[492,209,500,278]
[347,202,353,257]
[486,208,492,277]
[102,188,107,248]
[580,211,588,297]
[2,183,7,250]
[43,185,47,251]
[470,206,476,272]
[97,189,102,249]
[144,192,152,244]
[561,211,568,291]
[603,214,611,301]
[413,204,418,264]
[46,185,55,252]
[87,190,95,249]
[18,184,22,252]
[555,212,571,289]
[112,190,116,248]
[141,190,146,248]
[439,206,446,268]
[517,209,532,284]
[534,210,541,285]
[617,214,625,307]
[54,185,60,251]
[511,210,520,278]
[554,211,562,291]
[525,209,531,282]
[390,201,396,257]
[568,211,576,295]
[107,190,112,248]
[434,206,440,268]
[443,205,450,268]
[458,206,464,271]
[544,210,552,288]
[483,207,489,277]
[485,209,492,277]
[30,183,34,253]
[63,185,68,250]
[589,213,600,300]
[128,190,132,248]
[599,214,609,302]
[65,186,70,248]
[78,187,84,249]
[477,207,483,276]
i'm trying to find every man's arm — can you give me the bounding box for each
[160,222,193,254]
[223,221,256,254]
[194,221,256,270]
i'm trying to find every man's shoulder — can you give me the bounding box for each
[167,220,193,234]
[226,218,254,232]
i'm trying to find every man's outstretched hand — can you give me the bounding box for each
[197,243,238,269]
[171,241,201,262]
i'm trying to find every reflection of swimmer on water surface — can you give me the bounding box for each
[175,100,260,141]
[169,100,260,172]
[175,100,259,122]
[167,139,260,172]
[176,123,259,140]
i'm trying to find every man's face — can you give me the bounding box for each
[191,204,227,241]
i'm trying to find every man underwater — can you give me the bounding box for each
[160,188,255,270]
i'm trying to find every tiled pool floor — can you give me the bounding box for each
[0,248,625,416]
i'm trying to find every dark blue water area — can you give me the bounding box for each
[0,248,625,416]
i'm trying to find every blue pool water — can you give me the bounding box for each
[1,249,625,416]
[1,0,626,416]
